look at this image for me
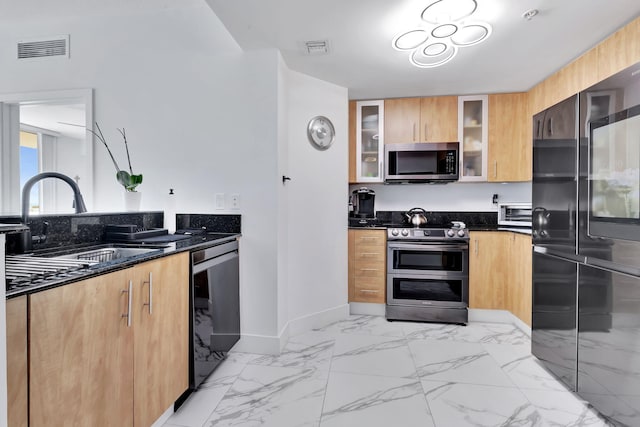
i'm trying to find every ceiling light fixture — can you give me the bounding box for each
[522,9,539,21]
[392,0,492,69]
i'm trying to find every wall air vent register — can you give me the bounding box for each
[17,35,69,60]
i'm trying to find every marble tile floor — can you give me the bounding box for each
[163,315,612,427]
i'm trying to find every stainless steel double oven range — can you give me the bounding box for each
[386,226,470,324]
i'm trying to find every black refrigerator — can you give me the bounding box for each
[532,62,640,426]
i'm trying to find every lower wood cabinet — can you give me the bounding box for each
[348,229,386,303]
[29,252,189,427]
[6,295,28,427]
[469,231,532,326]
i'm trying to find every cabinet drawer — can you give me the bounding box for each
[353,245,385,262]
[354,277,386,303]
[354,232,385,246]
[353,262,385,278]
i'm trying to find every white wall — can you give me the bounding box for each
[0,1,285,347]
[284,69,349,326]
[352,181,532,212]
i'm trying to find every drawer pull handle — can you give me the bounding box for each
[359,268,379,271]
[142,272,153,315]
[122,280,133,327]
[360,289,379,293]
[361,252,380,256]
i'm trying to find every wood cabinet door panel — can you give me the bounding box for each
[420,96,458,142]
[469,232,509,309]
[30,270,134,427]
[354,277,386,303]
[385,98,421,144]
[353,261,385,278]
[352,246,385,262]
[133,253,189,427]
[488,93,531,182]
[6,296,28,427]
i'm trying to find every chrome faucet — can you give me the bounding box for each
[21,172,87,225]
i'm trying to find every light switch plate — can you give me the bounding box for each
[215,193,225,210]
[230,194,240,209]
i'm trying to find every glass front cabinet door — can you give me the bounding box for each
[458,95,488,182]
[356,100,385,183]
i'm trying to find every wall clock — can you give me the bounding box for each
[307,116,335,150]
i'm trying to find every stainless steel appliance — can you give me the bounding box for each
[384,142,458,183]
[532,61,640,426]
[190,239,240,389]
[350,187,376,218]
[497,202,532,227]
[386,225,469,324]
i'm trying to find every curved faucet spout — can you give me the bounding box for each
[21,172,87,224]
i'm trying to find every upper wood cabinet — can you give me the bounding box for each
[597,17,640,81]
[421,96,458,142]
[29,253,189,427]
[384,96,458,144]
[488,92,531,182]
[355,100,385,183]
[384,97,421,144]
[349,101,357,183]
[458,95,488,181]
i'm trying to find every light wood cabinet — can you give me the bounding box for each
[458,95,489,181]
[29,252,189,427]
[348,229,386,303]
[488,93,531,182]
[6,296,28,427]
[384,96,458,144]
[132,254,190,427]
[506,233,532,326]
[30,268,135,427]
[597,17,640,81]
[469,231,532,326]
[384,97,421,144]
[469,232,509,309]
[349,100,357,183]
[421,96,458,142]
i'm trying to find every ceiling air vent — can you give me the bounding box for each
[302,40,330,55]
[17,35,69,60]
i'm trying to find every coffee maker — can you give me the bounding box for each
[349,187,377,226]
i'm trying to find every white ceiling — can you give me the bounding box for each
[206,0,640,100]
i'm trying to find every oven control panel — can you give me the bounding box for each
[388,228,469,240]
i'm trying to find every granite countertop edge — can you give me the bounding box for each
[6,233,241,299]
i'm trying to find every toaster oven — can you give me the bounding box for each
[498,203,532,226]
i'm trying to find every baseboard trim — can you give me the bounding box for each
[232,304,350,355]
[287,304,350,337]
[349,302,386,316]
[469,308,531,337]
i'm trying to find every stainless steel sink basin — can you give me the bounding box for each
[54,246,164,262]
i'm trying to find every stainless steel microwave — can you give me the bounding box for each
[384,142,458,183]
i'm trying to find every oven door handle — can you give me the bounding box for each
[387,243,468,251]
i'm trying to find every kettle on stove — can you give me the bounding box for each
[405,207,428,227]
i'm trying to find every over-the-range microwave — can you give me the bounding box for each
[384,142,458,183]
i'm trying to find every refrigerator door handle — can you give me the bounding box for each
[533,245,585,263]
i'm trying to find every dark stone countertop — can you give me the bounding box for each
[5,232,241,299]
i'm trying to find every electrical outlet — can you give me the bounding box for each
[492,194,499,204]
[230,193,240,209]
[215,193,225,210]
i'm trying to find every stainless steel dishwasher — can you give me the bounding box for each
[190,239,240,389]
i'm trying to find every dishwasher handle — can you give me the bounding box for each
[192,250,239,274]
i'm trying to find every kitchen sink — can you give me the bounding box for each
[54,246,164,262]
[41,244,169,264]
